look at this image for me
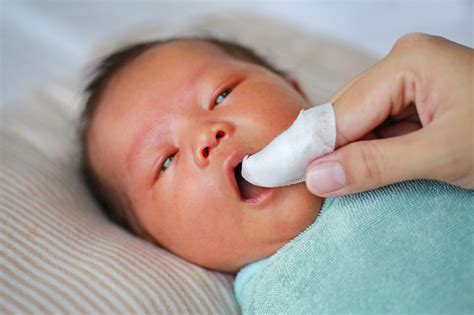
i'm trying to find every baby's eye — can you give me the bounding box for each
[214,88,233,107]
[161,153,176,174]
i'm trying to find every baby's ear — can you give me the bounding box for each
[285,76,308,100]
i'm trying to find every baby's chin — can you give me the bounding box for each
[202,184,322,273]
[277,181,323,212]
[271,180,322,221]
[257,183,322,246]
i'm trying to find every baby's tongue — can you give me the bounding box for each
[235,163,265,200]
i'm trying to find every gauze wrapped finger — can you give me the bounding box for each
[241,103,336,188]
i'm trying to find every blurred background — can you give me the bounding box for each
[1,0,472,107]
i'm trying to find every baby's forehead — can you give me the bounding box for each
[104,40,237,97]
[130,39,236,70]
[112,41,237,100]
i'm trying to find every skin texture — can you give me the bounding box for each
[306,33,474,196]
[87,40,323,273]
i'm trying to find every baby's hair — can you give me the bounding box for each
[79,36,287,235]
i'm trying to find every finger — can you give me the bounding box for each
[329,66,370,103]
[331,55,419,148]
[305,128,438,196]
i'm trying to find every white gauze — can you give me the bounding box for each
[241,103,336,187]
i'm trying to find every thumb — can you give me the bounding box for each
[305,128,438,196]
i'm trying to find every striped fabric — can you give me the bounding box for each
[1,15,376,314]
[0,83,239,314]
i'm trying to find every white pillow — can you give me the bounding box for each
[1,14,375,314]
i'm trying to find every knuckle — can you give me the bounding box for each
[387,32,443,83]
[390,32,438,57]
[394,32,431,48]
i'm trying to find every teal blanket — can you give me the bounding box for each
[235,180,473,314]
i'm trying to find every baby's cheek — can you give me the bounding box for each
[278,184,321,232]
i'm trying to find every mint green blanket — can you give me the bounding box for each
[235,180,473,314]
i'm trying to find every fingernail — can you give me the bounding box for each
[307,161,346,195]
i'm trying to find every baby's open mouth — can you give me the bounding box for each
[234,162,268,202]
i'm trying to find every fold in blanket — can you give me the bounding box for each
[235,180,473,314]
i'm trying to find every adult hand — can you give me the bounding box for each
[306,33,473,197]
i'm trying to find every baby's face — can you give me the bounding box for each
[88,40,322,272]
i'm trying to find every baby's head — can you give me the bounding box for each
[80,37,323,272]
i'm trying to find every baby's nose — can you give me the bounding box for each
[200,130,226,159]
[194,122,233,167]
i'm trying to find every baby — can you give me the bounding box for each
[81,37,472,312]
[80,37,323,273]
